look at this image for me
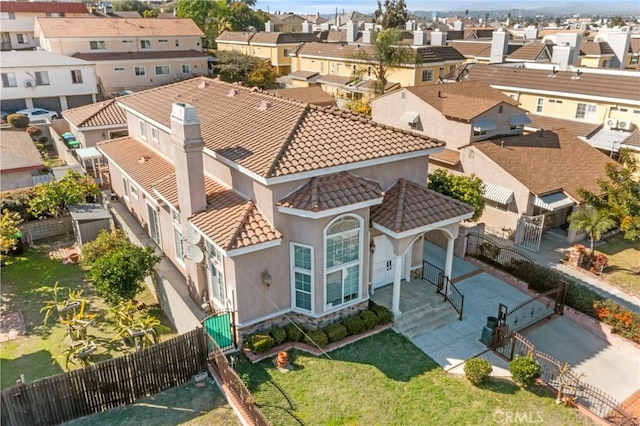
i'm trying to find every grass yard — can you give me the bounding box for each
[66,381,239,426]
[236,330,593,426]
[598,235,640,297]
[0,240,177,389]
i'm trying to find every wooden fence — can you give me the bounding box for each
[1,328,208,426]
[207,336,271,426]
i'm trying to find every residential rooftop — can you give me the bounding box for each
[35,17,204,38]
[63,99,127,128]
[0,1,88,14]
[1,51,92,68]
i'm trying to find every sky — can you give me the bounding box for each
[253,1,639,15]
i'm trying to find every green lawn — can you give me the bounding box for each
[0,240,177,389]
[236,330,593,426]
[598,235,640,297]
[66,381,239,426]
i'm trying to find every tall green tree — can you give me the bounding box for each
[0,209,22,254]
[428,169,484,221]
[374,0,408,29]
[578,150,640,241]
[352,28,420,95]
[609,16,626,27]
[112,0,152,14]
[568,205,616,256]
[29,170,99,219]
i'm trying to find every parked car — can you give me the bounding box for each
[15,108,58,122]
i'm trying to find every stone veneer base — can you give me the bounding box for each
[242,323,393,363]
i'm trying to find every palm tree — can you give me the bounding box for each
[568,204,616,256]
[609,16,626,28]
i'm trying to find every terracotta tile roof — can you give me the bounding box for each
[277,172,382,212]
[215,31,255,43]
[117,77,445,179]
[415,46,466,63]
[267,13,303,24]
[0,130,44,171]
[507,42,551,61]
[430,149,460,166]
[289,70,319,80]
[356,79,399,93]
[98,137,173,200]
[630,38,640,54]
[473,128,613,199]
[63,99,126,128]
[72,50,209,61]
[265,86,335,107]
[371,179,474,233]
[36,17,203,38]
[464,63,640,102]
[526,114,601,138]
[449,41,520,59]
[579,41,615,56]
[622,131,640,148]
[0,1,88,13]
[297,41,374,59]
[403,80,519,121]
[250,32,319,44]
[302,14,327,24]
[316,74,356,85]
[154,174,282,251]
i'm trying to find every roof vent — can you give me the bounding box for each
[258,101,272,111]
[227,88,239,97]
[138,155,151,164]
[547,66,557,77]
[198,81,209,89]
[538,129,544,137]
[571,69,582,80]
[501,141,505,148]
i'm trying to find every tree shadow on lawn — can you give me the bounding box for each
[1,349,63,389]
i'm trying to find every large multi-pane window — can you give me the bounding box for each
[207,241,227,307]
[155,65,170,75]
[71,69,83,84]
[291,243,313,311]
[421,69,433,82]
[89,40,106,50]
[325,215,361,309]
[1,72,16,87]
[146,202,161,246]
[536,98,544,113]
[575,103,597,121]
[35,71,49,85]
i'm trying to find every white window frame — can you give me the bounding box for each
[134,66,146,77]
[1,72,17,88]
[139,120,147,140]
[154,65,170,75]
[16,34,28,44]
[129,183,139,200]
[207,241,228,309]
[575,103,597,121]
[140,39,151,49]
[35,71,49,86]
[323,214,363,311]
[291,243,314,313]
[146,201,161,246]
[90,40,106,50]
[473,129,487,137]
[173,221,185,266]
[536,98,544,113]
[181,64,190,74]
[422,69,433,82]
[151,126,159,142]
[0,12,16,19]
[484,198,510,212]
[114,67,126,72]
[122,177,130,201]
[71,69,82,84]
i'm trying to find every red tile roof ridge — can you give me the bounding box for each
[394,178,408,232]
[310,178,320,212]
[228,201,256,248]
[266,105,311,177]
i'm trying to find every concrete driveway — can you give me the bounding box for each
[523,316,640,403]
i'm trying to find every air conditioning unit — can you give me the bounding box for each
[24,81,34,87]
[618,120,632,131]
[605,118,618,129]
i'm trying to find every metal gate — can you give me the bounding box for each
[202,311,236,352]
[515,214,545,252]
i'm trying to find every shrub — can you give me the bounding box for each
[7,114,29,129]
[594,300,640,343]
[342,316,365,336]
[303,330,328,348]
[269,326,287,346]
[324,323,348,343]
[509,355,541,387]
[246,333,275,354]
[38,136,49,145]
[464,358,493,385]
[371,305,393,325]
[284,323,303,342]
[26,126,42,138]
[360,310,378,330]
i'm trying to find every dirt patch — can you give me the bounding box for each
[0,311,27,342]
[48,243,80,265]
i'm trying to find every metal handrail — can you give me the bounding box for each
[422,260,444,287]
[439,272,464,320]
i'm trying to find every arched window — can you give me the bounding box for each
[325,215,362,309]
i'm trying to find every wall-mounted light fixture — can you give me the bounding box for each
[261,269,272,288]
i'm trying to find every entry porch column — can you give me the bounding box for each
[444,236,454,294]
[391,253,403,315]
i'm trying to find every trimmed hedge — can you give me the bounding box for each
[464,358,493,385]
[304,330,328,348]
[342,315,365,336]
[371,305,393,325]
[509,355,541,387]
[284,323,303,342]
[360,310,378,330]
[269,326,287,345]
[324,323,348,343]
[246,333,275,354]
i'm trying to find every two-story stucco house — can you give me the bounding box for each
[1,51,97,113]
[97,77,474,338]
[34,17,209,94]
[0,1,89,51]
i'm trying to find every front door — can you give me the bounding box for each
[372,235,395,289]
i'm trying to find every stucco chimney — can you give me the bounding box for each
[265,21,274,32]
[301,20,313,33]
[454,20,464,31]
[170,102,206,218]
[405,20,415,31]
[490,29,509,64]
[413,29,426,46]
[524,26,539,41]
[431,29,447,46]
[555,33,582,66]
[362,29,373,44]
[346,20,358,43]
[599,30,631,69]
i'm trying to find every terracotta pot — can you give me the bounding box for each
[276,351,289,367]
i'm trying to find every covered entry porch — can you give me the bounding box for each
[369,179,474,316]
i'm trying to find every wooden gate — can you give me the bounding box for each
[202,311,236,352]
[515,214,545,252]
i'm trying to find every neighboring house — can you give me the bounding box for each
[0,129,45,191]
[265,86,336,107]
[62,98,128,148]
[35,17,208,93]
[460,63,640,155]
[578,41,616,68]
[1,51,97,113]
[216,31,319,75]
[460,129,613,245]
[97,76,474,338]
[290,41,465,102]
[265,13,305,33]
[370,81,530,153]
[626,37,640,70]
[0,1,89,51]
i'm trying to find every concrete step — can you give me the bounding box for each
[394,303,460,339]
[393,299,448,325]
